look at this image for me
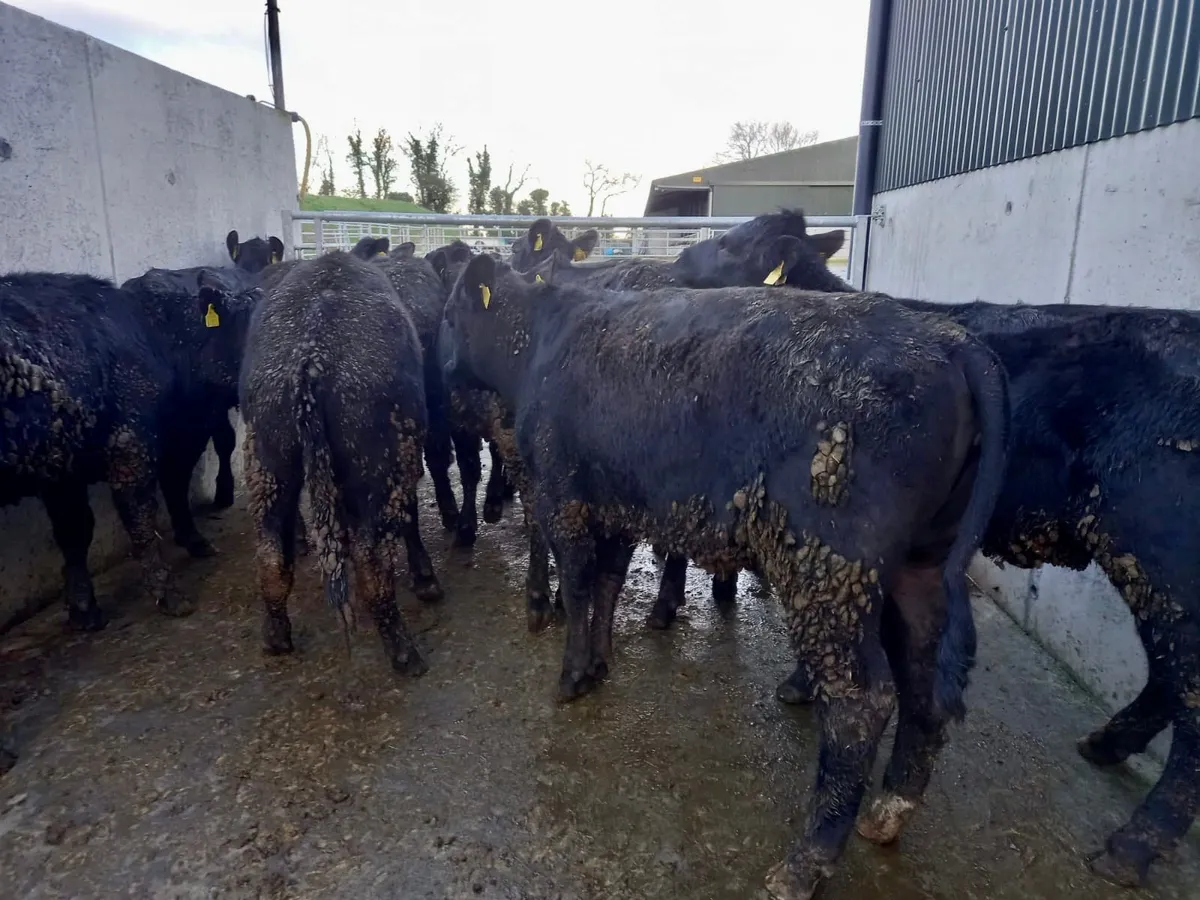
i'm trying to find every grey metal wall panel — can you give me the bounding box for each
[877,0,1200,192]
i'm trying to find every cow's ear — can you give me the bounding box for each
[372,236,390,258]
[226,230,240,261]
[571,229,598,261]
[429,250,449,279]
[198,284,229,328]
[394,241,416,259]
[809,229,844,260]
[268,236,285,265]
[762,236,806,286]
[528,218,552,253]
[463,252,497,310]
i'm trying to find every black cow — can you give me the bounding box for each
[1,270,257,630]
[680,209,1200,887]
[514,228,739,631]
[508,217,599,272]
[424,242,518,544]
[441,252,1009,897]
[226,229,286,275]
[240,250,442,673]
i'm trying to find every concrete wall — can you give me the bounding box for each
[865,117,1200,736]
[0,2,296,629]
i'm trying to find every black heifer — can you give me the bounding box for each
[515,230,739,631]
[119,266,263,555]
[442,253,1010,898]
[240,250,442,673]
[508,217,599,271]
[226,229,286,275]
[0,271,255,629]
[681,209,1200,887]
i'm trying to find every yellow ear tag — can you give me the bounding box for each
[270,252,280,265]
[375,250,388,259]
[230,245,240,260]
[480,284,491,309]
[763,261,785,285]
[204,303,221,328]
[572,247,587,262]
[535,273,544,283]
[533,234,543,251]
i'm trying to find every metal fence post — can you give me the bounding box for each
[313,215,324,254]
[846,214,871,290]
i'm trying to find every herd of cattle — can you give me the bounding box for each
[0,212,1196,899]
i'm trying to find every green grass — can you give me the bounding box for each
[299,194,432,214]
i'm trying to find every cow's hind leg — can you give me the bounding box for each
[401,494,444,603]
[42,481,103,631]
[353,532,427,676]
[647,555,688,630]
[211,411,237,510]
[1078,675,1171,767]
[711,570,738,615]
[765,582,895,900]
[107,430,184,616]
[1089,628,1200,887]
[246,430,302,655]
[588,537,635,681]
[424,415,459,531]
[483,441,508,523]
[857,565,952,845]
[450,428,482,547]
[776,664,816,705]
[160,445,216,558]
[526,507,558,632]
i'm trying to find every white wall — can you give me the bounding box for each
[0,2,296,629]
[865,117,1200,738]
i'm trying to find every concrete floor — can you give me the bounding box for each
[1,472,1197,900]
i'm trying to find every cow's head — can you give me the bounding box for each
[441,251,534,399]
[192,268,262,401]
[671,210,850,291]
[226,229,286,274]
[508,218,599,272]
[351,235,391,260]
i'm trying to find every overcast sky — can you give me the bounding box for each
[16,0,871,217]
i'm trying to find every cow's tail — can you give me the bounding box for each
[935,344,1010,721]
[297,360,352,641]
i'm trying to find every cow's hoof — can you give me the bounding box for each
[413,578,444,604]
[775,675,815,706]
[764,859,819,900]
[178,533,217,558]
[453,524,477,548]
[855,794,916,845]
[439,510,459,531]
[263,617,294,655]
[391,648,428,677]
[645,607,675,630]
[212,482,235,510]
[711,576,737,612]
[527,603,553,634]
[1077,732,1129,767]
[557,670,597,703]
[156,591,196,618]
[482,500,504,524]
[67,604,107,632]
[1088,847,1149,888]
[588,657,610,682]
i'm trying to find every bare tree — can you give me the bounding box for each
[765,122,819,155]
[487,161,531,214]
[717,120,819,162]
[582,160,642,216]
[316,134,336,196]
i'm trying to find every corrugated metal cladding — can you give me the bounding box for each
[876,0,1200,192]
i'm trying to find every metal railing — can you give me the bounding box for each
[283,211,871,288]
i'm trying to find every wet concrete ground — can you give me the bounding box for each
[1,469,1198,900]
